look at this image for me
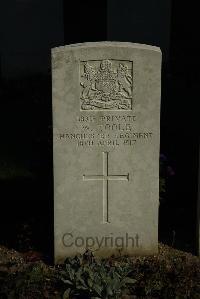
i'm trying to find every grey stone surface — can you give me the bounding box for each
[52,42,161,263]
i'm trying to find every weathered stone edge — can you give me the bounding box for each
[51,41,161,54]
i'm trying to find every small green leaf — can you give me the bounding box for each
[106,285,113,296]
[87,278,93,288]
[61,279,73,285]
[63,288,71,299]
[124,277,137,284]
[93,284,103,296]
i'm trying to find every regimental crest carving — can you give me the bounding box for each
[80,60,133,110]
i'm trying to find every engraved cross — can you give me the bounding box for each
[83,152,129,223]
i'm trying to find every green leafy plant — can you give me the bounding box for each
[57,252,136,299]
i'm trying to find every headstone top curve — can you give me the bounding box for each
[51,41,161,54]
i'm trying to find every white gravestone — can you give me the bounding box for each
[52,42,161,263]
